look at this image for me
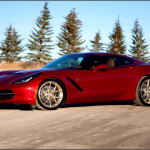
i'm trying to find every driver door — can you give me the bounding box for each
[82,55,134,101]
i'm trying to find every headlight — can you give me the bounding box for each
[14,72,42,84]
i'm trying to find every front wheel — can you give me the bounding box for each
[36,78,67,110]
[134,76,150,106]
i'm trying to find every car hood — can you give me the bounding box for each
[0,68,55,76]
[0,68,56,85]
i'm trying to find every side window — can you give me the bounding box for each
[81,55,108,70]
[119,56,134,66]
[104,55,121,68]
[81,55,102,70]
[83,55,122,69]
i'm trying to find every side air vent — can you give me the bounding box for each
[66,77,83,91]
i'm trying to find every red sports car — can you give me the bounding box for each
[0,52,149,110]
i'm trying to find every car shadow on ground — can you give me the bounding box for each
[0,101,135,111]
[62,101,135,109]
[0,104,34,111]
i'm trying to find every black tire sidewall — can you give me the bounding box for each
[36,78,67,110]
[137,76,150,106]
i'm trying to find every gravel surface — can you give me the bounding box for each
[0,102,150,149]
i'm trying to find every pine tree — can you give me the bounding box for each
[0,25,12,63]
[57,8,85,56]
[90,30,103,52]
[107,18,126,54]
[11,28,24,62]
[27,2,53,65]
[0,25,24,63]
[129,19,149,62]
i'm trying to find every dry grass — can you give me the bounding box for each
[0,62,44,71]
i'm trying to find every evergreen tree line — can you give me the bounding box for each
[0,2,149,65]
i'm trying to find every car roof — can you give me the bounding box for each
[70,52,126,57]
[69,52,145,64]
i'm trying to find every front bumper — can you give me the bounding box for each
[0,83,38,105]
[0,90,14,99]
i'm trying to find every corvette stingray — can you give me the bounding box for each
[0,52,149,110]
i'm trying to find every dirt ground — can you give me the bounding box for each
[0,62,43,71]
[0,102,150,149]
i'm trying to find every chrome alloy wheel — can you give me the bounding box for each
[38,81,63,108]
[140,79,150,104]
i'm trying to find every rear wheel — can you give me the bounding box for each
[134,76,150,106]
[36,78,67,110]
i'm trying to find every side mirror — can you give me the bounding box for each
[93,64,107,73]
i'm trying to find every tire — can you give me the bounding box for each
[134,76,150,106]
[36,78,67,110]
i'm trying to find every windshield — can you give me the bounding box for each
[43,54,94,70]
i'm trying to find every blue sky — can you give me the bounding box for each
[0,1,150,59]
